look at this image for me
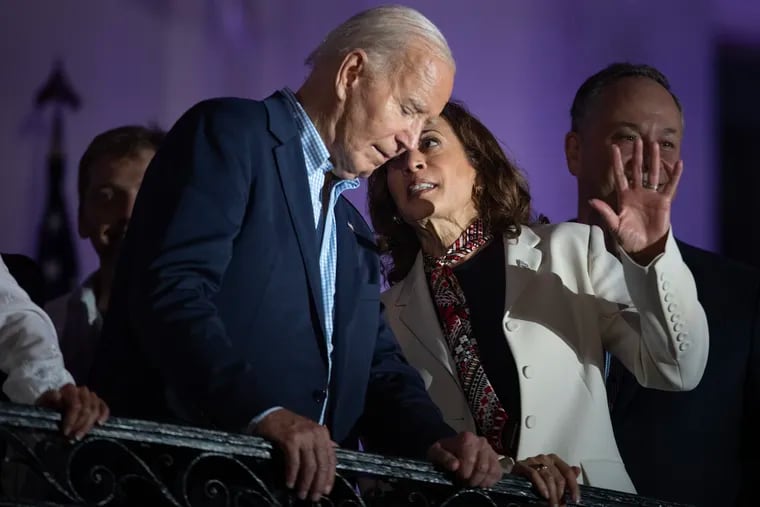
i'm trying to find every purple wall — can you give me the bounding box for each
[3,0,756,279]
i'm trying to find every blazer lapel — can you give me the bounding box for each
[331,203,363,376]
[395,254,459,384]
[265,93,326,337]
[503,227,543,314]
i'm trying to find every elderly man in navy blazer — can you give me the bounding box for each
[92,5,503,503]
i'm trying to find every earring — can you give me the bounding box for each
[392,215,402,224]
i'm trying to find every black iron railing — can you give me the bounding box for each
[0,403,688,506]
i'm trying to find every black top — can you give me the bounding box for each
[452,236,521,455]
[610,240,760,507]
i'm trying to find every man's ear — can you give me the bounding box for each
[565,131,581,177]
[335,49,368,102]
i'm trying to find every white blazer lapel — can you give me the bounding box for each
[395,253,459,382]
[503,227,543,313]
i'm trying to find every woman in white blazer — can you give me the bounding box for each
[0,256,109,438]
[367,102,708,503]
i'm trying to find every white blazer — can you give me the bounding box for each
[0,257,73,404]
[381,223,709,493]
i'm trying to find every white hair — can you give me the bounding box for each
[305,5,454,73]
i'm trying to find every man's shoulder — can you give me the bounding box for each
[676,239,760,286]
[177,92,291,137]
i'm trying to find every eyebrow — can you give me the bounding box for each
[408,98,427,114]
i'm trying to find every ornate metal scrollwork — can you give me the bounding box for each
[0,403,690,507]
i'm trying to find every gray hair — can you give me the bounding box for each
[305,5,454,73]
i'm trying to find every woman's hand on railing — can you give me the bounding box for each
[512,453,580,507]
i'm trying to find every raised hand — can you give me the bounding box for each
[589,138,683,264]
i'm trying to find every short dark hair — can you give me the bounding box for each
[368,101,533,285]
[570,63,683,132]
[78,125,165,203]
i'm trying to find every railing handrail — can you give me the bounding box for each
[0,402,690,507]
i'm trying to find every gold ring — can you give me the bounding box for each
[529,463,549,472]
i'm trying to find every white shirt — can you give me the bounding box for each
[0,256,74,404]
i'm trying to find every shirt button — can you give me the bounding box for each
[670,313,681,323]
[676,333,688,342]
[667,303,678,313]
[664,293,674,303]
[662,281,671,291]
[674,322,684,332]
[678,342,690,352]
[505,320,520,332]
[522,366,534,379]
[525,415,536,429]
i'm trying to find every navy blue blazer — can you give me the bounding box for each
[609,241,760,506]
[91,92,455,458]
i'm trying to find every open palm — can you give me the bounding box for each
[590,139,683,262]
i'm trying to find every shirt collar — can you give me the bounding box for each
[280,88,332,175]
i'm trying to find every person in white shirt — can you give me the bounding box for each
[0,256,108,439]
[46,125,164,384]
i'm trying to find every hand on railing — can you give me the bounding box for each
[426,431,503,488]
[35,383,109,440]
[512,453,581,506]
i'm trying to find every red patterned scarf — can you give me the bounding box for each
[423,219,509,454]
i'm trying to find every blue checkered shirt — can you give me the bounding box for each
[280,88,359,423]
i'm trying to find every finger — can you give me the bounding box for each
[295,445,317,501]
[661,159,683,198]
[456,443,478,482]
[631,138,644,188]
[588,198,620,233]
[480,450,503,488]
[551,456,580,503]
[647,141,661,190]
[74,392,101,440]
[325,443,337,495]
[571,466,581,477]
[97,399,110,425]
[310,437,333,501]
[537,455,561,506]
[283,441,300,490]
[60,388,81,438]
[516,462,550,500]
[610,144,629,192]
[71,388,95,440]
[428,443,460,472]
[547,465,566,507]
[467,447,490,487]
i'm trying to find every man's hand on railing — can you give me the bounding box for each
[426,431,503,488]
[35,384,109,440]
[252,408,337,503]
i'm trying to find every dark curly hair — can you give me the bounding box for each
[367,101,534,285]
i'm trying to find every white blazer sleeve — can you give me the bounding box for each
[590,226,709,391]
[0,257,74,404]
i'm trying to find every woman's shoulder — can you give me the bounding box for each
[513,222,606,258]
